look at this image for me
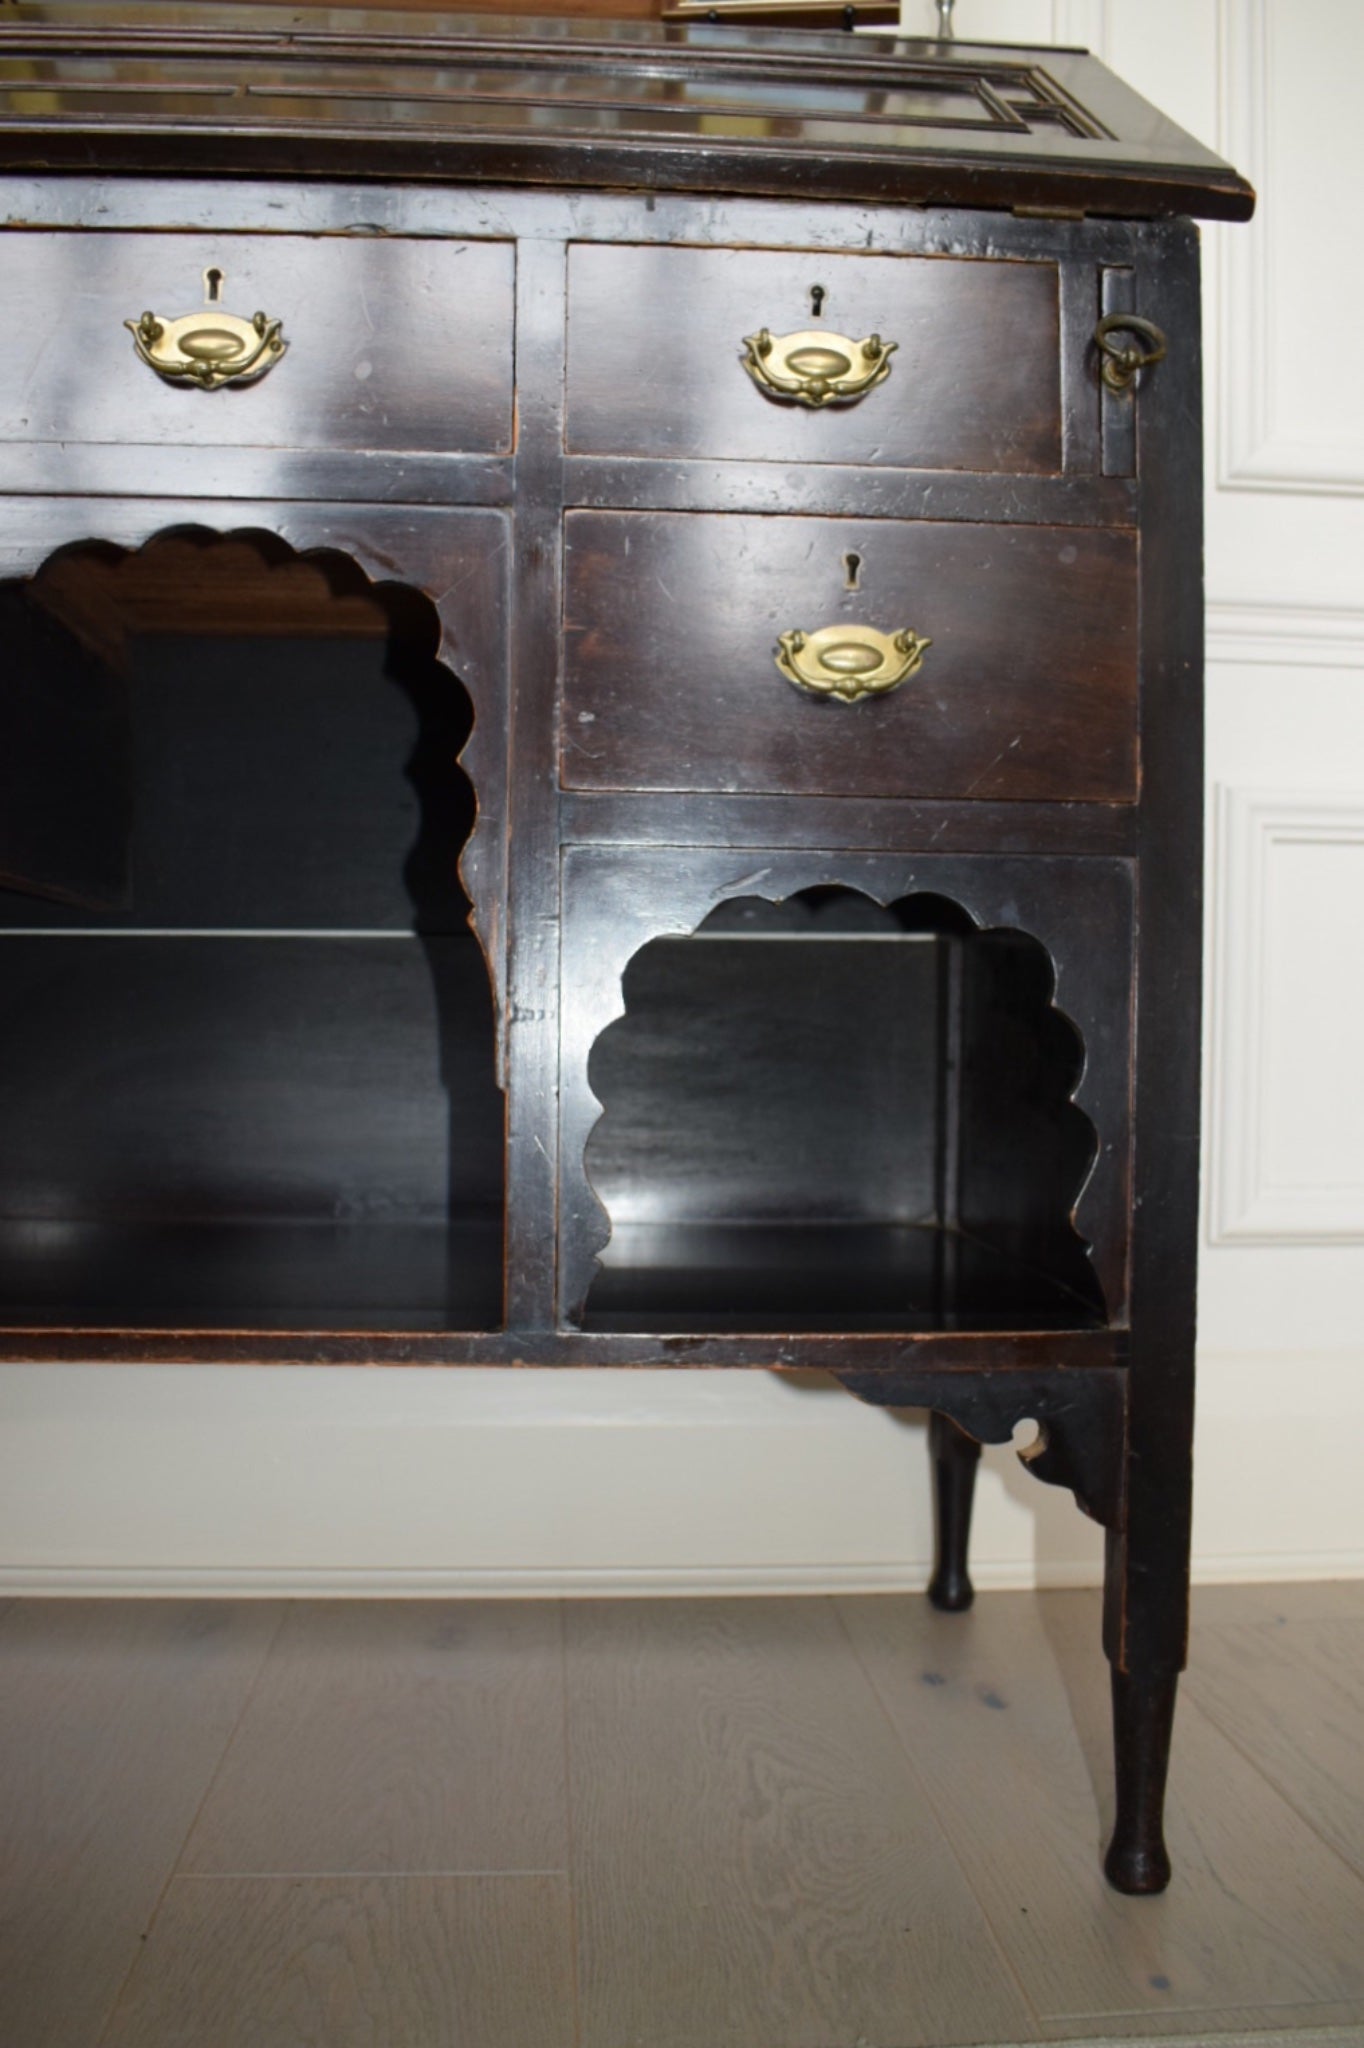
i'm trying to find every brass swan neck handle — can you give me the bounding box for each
[742,326,896,409]
[776,624,931,703]
[126,282,287,390]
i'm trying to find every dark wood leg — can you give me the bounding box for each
[926,1409,982,1612]
[1100,1326,1193,1898]
[1104,1665,1178,1894]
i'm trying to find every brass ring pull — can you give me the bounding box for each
[775,624,931,704]
[1094,314,1167,394]
[125,306,287,390]
[742,327,896,408]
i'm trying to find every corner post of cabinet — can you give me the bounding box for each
[1106,216,1205,1686]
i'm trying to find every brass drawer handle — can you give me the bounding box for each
[126,305,287,390]
[775,624,931,704]
[1094,314,1166,394]
[742,326,895,408]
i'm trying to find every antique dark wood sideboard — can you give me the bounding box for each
[0,5,1252,1893]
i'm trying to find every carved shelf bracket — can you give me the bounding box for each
[835,1366,1127,1530]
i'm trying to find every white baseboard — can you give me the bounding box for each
[1,1358,1361,1599]
[2,1555,1360,1602]
[0,1559,1089,1599]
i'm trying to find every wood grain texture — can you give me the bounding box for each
[0,13,1256,221]
[248,0,660,12]
[560,459,1135,528]
[967,2033,1364,2048]
[0,1591,1358,2046]
[1040,2003,1364,2043]
[559,787,1140,856]
[0,1599,281,2048]
[98,1874,575,2048]
[180,1601,568,1876]
[1190,1579,1364,1627]
[566,243,1062,473]
[838,1589,1364,2029]
[1101,225,1203,1690]
[0,233,514,457]
[32,539,390,678]
[564,1596,1036,2048]
[562,511,1138,802]
[1183,1614,1364,1882]
[500,233,568,1327]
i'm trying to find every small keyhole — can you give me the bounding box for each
[204,267,224,303]
[844,551,862,591]
[810,283,826,320]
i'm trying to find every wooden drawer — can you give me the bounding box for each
[562,511,1138,803]
[565,245,1061,473]
[0,232,514,457]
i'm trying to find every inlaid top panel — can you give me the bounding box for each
[0,4,1254,219]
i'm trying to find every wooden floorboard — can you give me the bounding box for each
[1183,1608,1364,1884]
[1,1584,1359,2048]
[563,1595,1038,2048]
[1042,2012,1364,2044]
[180,1600,569,1877]
[0,1599,281,2048]
[838,1587,1364,2038]
[97,1874,575,2048]
[1190,1580,1364,1626]
[1021,2031,1364,2048]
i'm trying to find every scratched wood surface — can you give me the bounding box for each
[0,1584,1358,2048]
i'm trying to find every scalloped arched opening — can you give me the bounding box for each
[583,887,1105,1334]
[0,529,504,1331]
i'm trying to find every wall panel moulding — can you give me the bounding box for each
[1210,785,1364,1244]
[1218,0,1364,496]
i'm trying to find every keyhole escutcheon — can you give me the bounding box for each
[810,283,826,320]
[204,266,225,303]
[844,551,862,591]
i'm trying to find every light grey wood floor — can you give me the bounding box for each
[1,1583,1361,2048]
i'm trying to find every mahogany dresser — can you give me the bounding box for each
[0,5,1252,1892]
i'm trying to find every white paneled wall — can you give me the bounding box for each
[1201,3,1364,1580]
[1,0,1360,1593]
[1210,789,1364,1243]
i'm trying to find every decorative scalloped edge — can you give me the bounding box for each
[17,521,504,1066]
[572,883,1105,1327]
[837,1367,1127,1530]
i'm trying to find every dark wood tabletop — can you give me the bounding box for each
[0,2,1254,217]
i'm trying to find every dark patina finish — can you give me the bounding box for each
[0,3,1252,1895]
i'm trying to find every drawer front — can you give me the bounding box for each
[0,232,514,456]
[562,512,1138,802]
[566,244,1060,472]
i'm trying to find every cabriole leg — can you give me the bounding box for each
[1104,1665,1178,1894]
[926,1409,982,1613]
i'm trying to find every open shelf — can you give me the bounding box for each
[583,889,1105,1336]
[0,1219,503,1331]
[0,536,504,1334]
[586,1222,1107,1335]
